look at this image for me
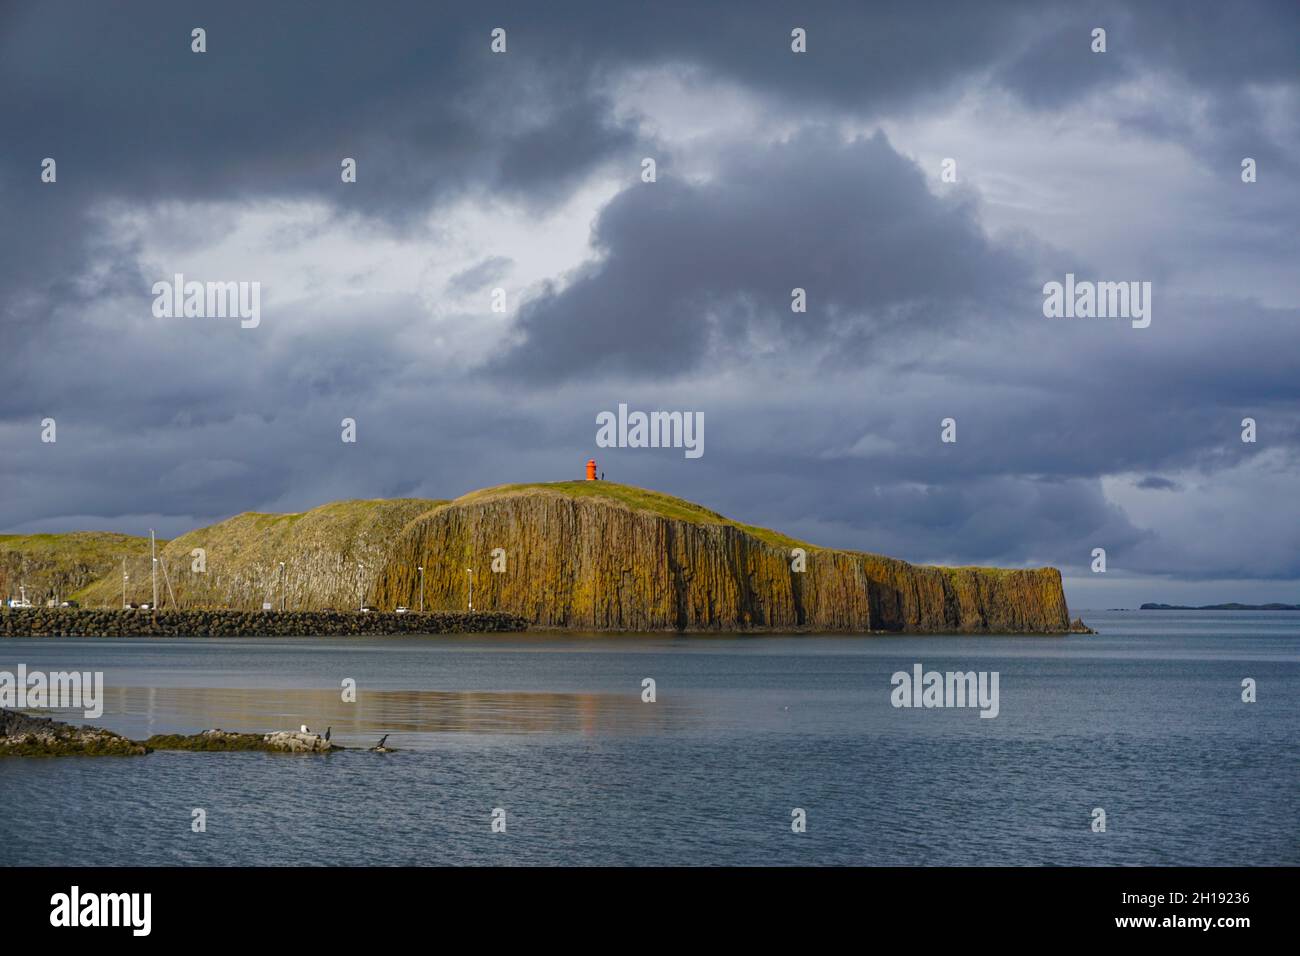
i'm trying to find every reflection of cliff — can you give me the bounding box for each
[372,483,1075,633]
[100,686,677,741]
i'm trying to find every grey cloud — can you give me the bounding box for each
[489,129,1029,382]
[447,257,515,297]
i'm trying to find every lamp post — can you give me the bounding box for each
[357,563,364,612]
[150,529,158,611]
[466,568,473,612]
[417,566,424,613]
[122,557,128,609]
[279,561,286,611]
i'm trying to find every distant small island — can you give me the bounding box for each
[1141,602,1300,611]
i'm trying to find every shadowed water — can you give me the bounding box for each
[1,611,1296,865]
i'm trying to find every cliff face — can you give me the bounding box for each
[372,485,1072,633]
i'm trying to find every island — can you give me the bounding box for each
[2,481,1090,635]
[1140,602,1300,611]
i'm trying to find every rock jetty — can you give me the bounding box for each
[0,608,528,638]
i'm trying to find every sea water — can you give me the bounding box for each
[1,610,1296,866]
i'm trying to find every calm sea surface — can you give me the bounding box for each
[2,611,1297,866]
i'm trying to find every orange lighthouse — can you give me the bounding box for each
[586,458,597,481]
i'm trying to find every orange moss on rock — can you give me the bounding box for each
[372,483,1073,633]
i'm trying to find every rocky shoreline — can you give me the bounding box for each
[0,708,149,756]
[0,607,529,638]
[143,728,341,753]
[1,708,351,757]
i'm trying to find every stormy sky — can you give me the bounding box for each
[2,0,1297,608]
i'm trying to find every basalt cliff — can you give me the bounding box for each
[373,484,1077,633]
[7,482,1080,634]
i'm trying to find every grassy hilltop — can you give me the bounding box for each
[456,482,812,550]
[3,482,1077,632]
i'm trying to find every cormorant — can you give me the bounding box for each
[324,726,331,742]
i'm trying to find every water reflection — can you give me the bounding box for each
[64,685,687,747]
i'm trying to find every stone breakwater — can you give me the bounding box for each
[0,607,528,638]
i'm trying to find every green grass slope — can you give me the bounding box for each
[456,481,813,550]
[0,532,158,606]
[70,498,444,609]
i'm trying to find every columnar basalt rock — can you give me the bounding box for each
[372,485,1074,633]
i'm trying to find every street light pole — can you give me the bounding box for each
[417,566,424,613]
[279,561,286,611]
[466,567,473,612]
[150,529,158,610]
[122,557,128,609]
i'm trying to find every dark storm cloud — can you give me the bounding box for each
[995,18,1138,109]
[3,0,1291,332]
[0,2,638,211]
[490,129,1029,382]
[995,1,1299,107]
[0,0,640,355]
[6,0,1288,228]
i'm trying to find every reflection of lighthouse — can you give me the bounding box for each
[586,458,597,481]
